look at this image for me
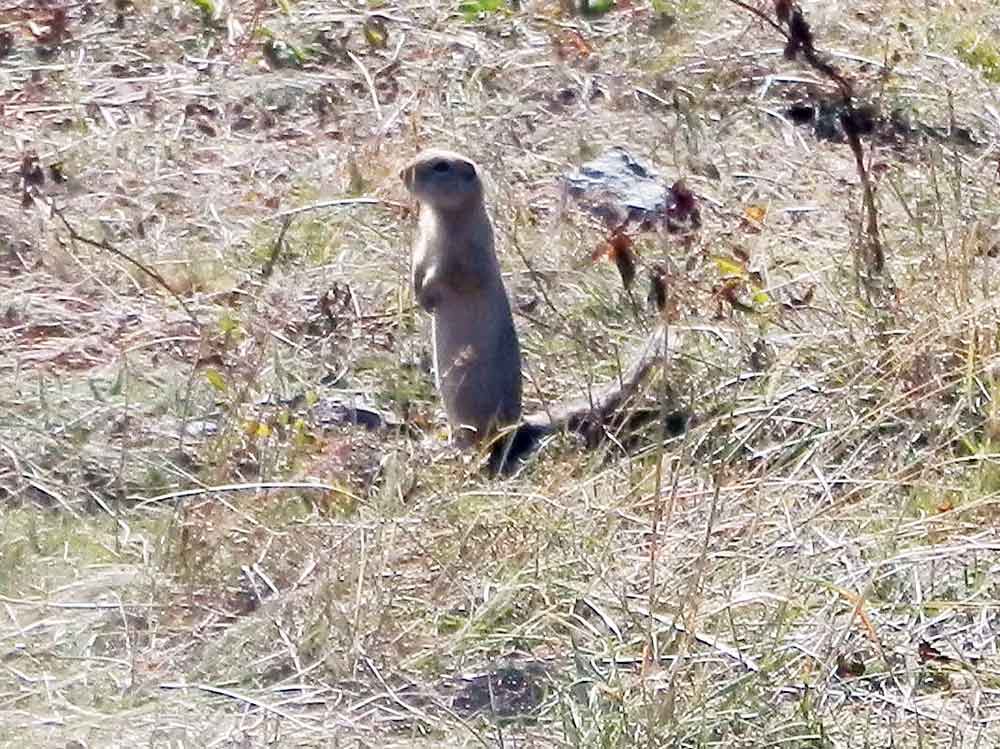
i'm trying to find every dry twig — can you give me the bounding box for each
[51,202,200,323]
[725,0,886,278]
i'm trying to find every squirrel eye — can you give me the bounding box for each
[432,161,450,173]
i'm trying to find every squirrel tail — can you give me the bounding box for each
[487,325,683,475]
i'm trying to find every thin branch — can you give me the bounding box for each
[347,49,382,119]
[157,682,319,731]
[264,197,405,221]
[723,0,886,277]
[131,480,361,510]
[262,215,292,279]
[725,0,789,37]
[0,595,157,610]
[51,202,199,323]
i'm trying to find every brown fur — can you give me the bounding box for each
[401,149,523,447]
[402,149,681,473]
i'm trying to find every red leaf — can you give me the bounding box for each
[918,641,952,663]
[774,0,792,24]
[665,180,701,230]
[606,231,636,290]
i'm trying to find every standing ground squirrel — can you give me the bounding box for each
[402,148,679,472]
[401,148,523,448]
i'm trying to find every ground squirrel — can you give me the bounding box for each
[402,148,679,472]
[401,148,523,448]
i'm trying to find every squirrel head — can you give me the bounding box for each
[400,149,484,212]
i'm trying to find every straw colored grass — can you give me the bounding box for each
[2,0,999,746]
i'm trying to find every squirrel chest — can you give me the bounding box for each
[410,184,522,446]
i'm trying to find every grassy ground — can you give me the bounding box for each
[2,0,1000,746]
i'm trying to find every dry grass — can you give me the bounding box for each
[2,0,1000,746]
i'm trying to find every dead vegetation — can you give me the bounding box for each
[2,0,1000,746]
